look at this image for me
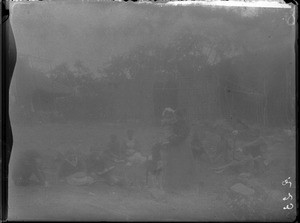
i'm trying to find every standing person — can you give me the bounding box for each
[161,109,194,194]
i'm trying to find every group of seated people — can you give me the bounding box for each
[12,129,144,187]
[12,124,268,188]
[190,124,268,177]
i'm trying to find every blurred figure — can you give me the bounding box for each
[86,144,105,175]
[160,107,176,145]
[242,137,267,159]
[167,109,190,145]
[106,134,123,160]
[164,78,178,111]
[242,137,268,176]
[216,133,234,164]
[58,149,94,186]
[213,147,258,175]
[86,144,118,185]
[122,130,147,189]
[124,129,140,157]
[160,108,194,193]
[145,142,163,188]
[161,107,176,127]
[12,150,46,186]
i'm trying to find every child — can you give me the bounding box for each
[12,150,47,186]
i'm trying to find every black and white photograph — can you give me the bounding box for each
[2,0,297,221]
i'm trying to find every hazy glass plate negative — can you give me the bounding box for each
[7,0,296,221]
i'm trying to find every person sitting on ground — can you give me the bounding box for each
[166,109,190,147]
[216,132,234,164]
[12,149,47,187]
[124,129,140,157]
[241,137,268,176]
[58,149,94,186]
[123,129,146,166]
[104,134,124,161]
[120,129,147,189]
[86,144,106,176]
[213,147,257,174]
[145,142,163,186]
[242,137,267,159]
[86,144,118,185]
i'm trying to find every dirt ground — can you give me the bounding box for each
[8,121,296,221]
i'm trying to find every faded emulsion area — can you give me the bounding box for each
[1,1,17,220]
[7,1,295,221]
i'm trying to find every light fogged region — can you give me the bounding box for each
[8,1,295,221]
